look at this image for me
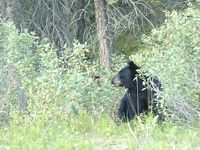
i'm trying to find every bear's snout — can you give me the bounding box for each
[111,76,122,86]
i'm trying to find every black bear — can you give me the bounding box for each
[111,61,161,122]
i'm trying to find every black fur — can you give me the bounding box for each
[111,61,161,122]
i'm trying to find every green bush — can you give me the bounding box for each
[56,42,127,118]
[0,20,126,122]
[0,20,59,120]
[131,5,200,124]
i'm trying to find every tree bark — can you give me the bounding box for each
[94,0,112,71]
[77,0,86,44]
[5,0,15,22]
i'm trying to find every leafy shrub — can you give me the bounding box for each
[0,20,59,120]
[0,19,126,122]
[57,42,126,118]
[131,5,200,124]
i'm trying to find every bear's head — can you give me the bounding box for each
[111,61,140,89]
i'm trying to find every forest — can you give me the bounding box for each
[0,0,200,149]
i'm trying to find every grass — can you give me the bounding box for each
[0,112,200,150]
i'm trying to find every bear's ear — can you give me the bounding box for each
[128,61,140,70]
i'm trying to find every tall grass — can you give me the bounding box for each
[0,113,200,150]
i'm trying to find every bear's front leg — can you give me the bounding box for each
[118,96,128,122]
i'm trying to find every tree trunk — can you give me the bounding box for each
[5,0,15,22]
[77,0,86,44]
[94,0,112,71]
